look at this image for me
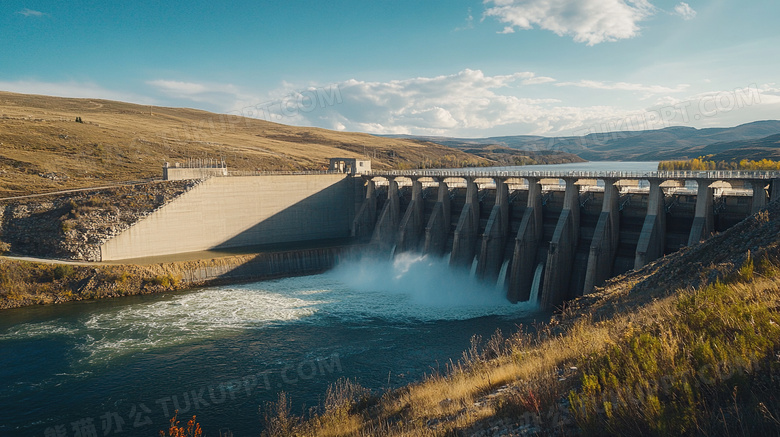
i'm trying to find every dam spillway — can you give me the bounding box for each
[354,168,780,309]
[97,166,780,310]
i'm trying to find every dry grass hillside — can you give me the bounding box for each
[0,91,489,197]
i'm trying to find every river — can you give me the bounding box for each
[0,254,546,436]
[0,162,656,437]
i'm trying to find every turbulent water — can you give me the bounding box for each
[0,253,545,437]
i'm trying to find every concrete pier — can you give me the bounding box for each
[351,179,376,242]
[583,178,620,294]
[751,180,768,213]
[635,179,667,269]
[541,178,581,309]
[371,178,401,251]
[687,179,714,246]
[450,178,480,268]
[771,179,780,203]
[477,178,510,282]
[397,178,424,253]
[423,179,451,256]
[507,178,542,303]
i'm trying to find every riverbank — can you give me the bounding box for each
[0,244,362,310]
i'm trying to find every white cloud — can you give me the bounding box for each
[581,84,780,134]
[455,8,474,31]
[673,2,697,20]
[242,73,780,138]
[146,79,245,110]
[0,80,153,104]
[147,80,209,96]
[227,69,636,137]
[484,0,656,45]
[523,76,556,85]
[556,79,689,94]
[17,8,47,17]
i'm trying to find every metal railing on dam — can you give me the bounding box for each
[364,169,780,180]
[224,170,340,177]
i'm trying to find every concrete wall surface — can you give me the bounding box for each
[100,174,356,260]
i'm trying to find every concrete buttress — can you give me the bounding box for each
[687,179,714,246]
[635,179,667,269]
[351,179,376,242]
[477,178,510,282]
[540,178,580,309]
[583,178,620,295]
[423,179,451,256]
[370,178,400,252]
[450,178,480,268]
[507,178,543,303]
[750,180,768,214]
[771,179,780,203]
[397,178,424,253]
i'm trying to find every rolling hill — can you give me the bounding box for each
[0,92,494,197]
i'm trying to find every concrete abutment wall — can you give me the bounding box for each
[100,174,358,261]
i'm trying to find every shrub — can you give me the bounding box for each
[261,392,297,437]
[53,264,75,280]
[115,271,131,284]
[160,410,202,437]
[737,251,754,282]
[60,219,76,233]
[148,274,181,288]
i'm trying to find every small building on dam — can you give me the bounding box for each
[97,161,780,309]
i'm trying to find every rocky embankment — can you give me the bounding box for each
[0,180,199,261]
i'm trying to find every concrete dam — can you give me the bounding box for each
[98,164,780,309]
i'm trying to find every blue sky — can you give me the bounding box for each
[2,0,779,137]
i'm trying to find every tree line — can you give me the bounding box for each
[658,157,780,171]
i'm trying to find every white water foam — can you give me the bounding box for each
[326,252,534,320]
[0,322,79,340]
[73,286,318,364]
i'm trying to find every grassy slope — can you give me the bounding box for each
[0,91,489,197]
[257,202,780,436]
[0,258,188,309]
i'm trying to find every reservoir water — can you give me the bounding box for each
[0,162,656,436]
[493,161,658,173]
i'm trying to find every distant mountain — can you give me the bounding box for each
[385,120,780,161]
[648,133,780,162]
